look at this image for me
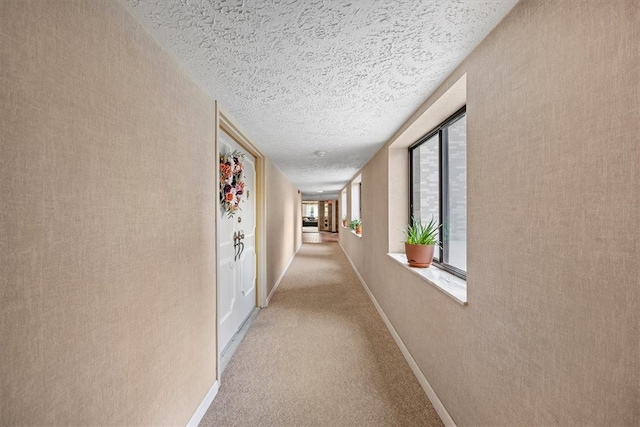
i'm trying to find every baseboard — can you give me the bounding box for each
[265,244,300,306]
[338,243,457,427]
[186,380,219,427]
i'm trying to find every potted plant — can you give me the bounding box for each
[342,216,348,227]
[349,219,362,234]
[403,216,440,268]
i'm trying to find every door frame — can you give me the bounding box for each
[215,103,267,383]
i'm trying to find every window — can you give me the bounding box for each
[409,106,466,279]
[351,175,361,221]
[341,189,347,224]
[302,201,318,218]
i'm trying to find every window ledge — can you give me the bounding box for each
[351,230,362,238]
[387,253,467,306]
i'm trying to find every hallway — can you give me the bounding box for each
[301,231,339,244]
[201,238,442,426]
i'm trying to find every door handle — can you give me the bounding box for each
[233,230,246,262]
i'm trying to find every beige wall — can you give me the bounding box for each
[0,1,300,425]
[318,201,326,231]
[340,1,639,425]
[0,1,218,424]
[266,158,302,298]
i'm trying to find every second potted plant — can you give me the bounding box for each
[403,216,440,268]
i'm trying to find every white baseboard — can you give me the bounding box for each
[186,380,219,427]
[265,244,300,306]
[338,243,457,427]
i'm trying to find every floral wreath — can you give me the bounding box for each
[220,150,245,217]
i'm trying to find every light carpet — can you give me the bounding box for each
[200,238,443,426]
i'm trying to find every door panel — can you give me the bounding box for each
[218,260,234,324]
[218,130,256,354]
[240,248,256,297]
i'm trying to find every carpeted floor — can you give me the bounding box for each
[302,231,339,243]
[200,238,443,426]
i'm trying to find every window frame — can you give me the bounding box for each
[409,106,467,280]
[351,174,362,221]
[341,189,347,225]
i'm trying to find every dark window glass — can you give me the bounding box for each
[409,107,466,278]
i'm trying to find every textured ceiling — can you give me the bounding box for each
[124,0,518,200]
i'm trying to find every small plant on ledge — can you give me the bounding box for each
[403,216,440,268]
[342,216,347,227]
[349,219,362,234]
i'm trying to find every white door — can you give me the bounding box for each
[218,130,256,354]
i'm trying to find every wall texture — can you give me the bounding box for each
[266,158,302,298]
[0,1,219,424]
[340,0,639,425]
[1,2,305,425]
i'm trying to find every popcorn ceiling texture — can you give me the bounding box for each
[124,0,517,198]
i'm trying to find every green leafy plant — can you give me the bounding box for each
[403,216,441,246]
[348,219,361,230]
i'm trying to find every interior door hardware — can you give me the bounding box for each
[233,230,245,262]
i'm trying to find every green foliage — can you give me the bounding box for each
[348,219,361,230]
[403,216,441,246]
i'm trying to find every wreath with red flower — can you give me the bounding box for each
[220,150,245,218]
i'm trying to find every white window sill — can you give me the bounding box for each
[387,253,467,306]
[340,227,361,237]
